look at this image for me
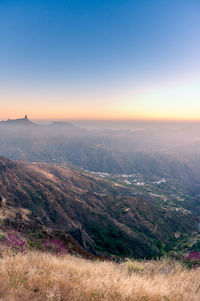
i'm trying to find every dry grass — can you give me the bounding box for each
[0,251,200,300]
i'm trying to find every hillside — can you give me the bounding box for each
[0,157,198,258]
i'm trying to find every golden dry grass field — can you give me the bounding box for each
[0,251,200,301]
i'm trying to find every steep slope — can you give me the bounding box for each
[0,157,197,258]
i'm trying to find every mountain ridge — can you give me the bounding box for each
[0,115,36,126]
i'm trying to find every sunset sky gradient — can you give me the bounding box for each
[0,0,200,120]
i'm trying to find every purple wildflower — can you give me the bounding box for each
[3,230,27,253]
[42,238,67,255]
[185,251,200,261]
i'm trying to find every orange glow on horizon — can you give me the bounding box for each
[1,112,200,122]
[1,78,200,122]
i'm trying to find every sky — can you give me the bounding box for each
[0,0,200,120]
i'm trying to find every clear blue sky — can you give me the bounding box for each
[0,0,200,120]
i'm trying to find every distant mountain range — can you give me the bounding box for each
[0,117,200,193]
[0,116,75,128]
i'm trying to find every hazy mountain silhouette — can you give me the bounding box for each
[0,115,36,126]
[49,121,76,127]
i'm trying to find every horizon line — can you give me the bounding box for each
[1,116,200,123]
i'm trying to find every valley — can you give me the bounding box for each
[86,170,197,216]
[0,156,199,259]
